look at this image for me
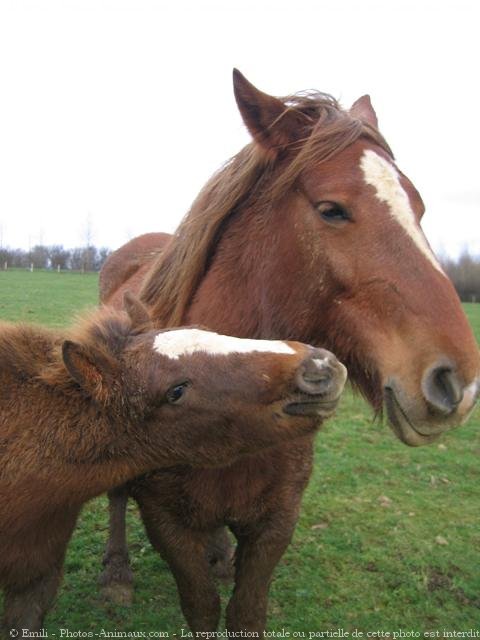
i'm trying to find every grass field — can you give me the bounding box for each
[0,269,479,634]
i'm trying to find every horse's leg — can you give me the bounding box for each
[3,563,63,635]
[138,501,221,632]
[206,527,235,581]
[225,511,298,635]
[99,485,134,605]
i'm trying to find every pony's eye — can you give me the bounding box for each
[166,382,190,405]
[316,202,350,224]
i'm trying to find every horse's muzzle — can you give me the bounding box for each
[384,369,480,447]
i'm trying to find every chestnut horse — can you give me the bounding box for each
[99,71,480,632]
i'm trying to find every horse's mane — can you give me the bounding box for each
[140,91,393,327]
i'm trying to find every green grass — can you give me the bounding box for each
[1,270,479,633]
[0,268,99,327]
[464,303,480,338]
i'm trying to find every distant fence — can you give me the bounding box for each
[0,245,111,273]
[0,266,101,275]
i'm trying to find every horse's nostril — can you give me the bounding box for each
[422,365,464,416]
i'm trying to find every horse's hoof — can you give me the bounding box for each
[207,537,235,582]
[209,556,235,582]
[100,582,134,607]
[206,527,236,582]
[99,555,134,606]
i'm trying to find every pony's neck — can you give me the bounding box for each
[0,400,144,535]
[1,375,141,478]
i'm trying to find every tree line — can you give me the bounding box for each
[0,244,111,272]
[440,251,480,303]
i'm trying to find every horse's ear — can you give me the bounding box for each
[62,340,116,403]
[233,69,299,157]
[350,95,378,129]
[123,291,152,330]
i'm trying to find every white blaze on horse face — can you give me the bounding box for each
[153,328,296,360]
[360,150,445,275]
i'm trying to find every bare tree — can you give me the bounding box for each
[49,246,71,270]
[30,245,50,269]
[441,251,480,302]
[96,247,111,270]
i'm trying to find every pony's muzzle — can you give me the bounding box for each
[284,349,347,417]
[296,348,347,398]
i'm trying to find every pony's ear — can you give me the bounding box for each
[350,95,378,129]
[62,340,117,403]
[233,69,300,158]
[123,291,152,330]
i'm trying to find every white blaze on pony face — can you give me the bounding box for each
[360,150,445,275]
[153,328,296,360]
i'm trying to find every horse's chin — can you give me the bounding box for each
[383,387,440,447]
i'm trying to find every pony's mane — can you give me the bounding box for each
[66,307,135,356]
[38,307,138,390]
[140,90,393,326]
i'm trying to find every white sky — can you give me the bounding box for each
[0,0,479,258]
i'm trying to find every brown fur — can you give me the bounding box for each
[0,301,346,634]
[99,232,170,306]
[99,71,479,633]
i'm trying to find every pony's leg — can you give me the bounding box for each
[139,504,221,632]
[3,563,63,635]
[226,513,297,634]
[99,485,134,605]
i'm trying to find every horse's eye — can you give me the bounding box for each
[166,382,190,405]
[316,202,350,224]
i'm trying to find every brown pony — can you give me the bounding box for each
[0,294,346,634]
[99,71,480,632]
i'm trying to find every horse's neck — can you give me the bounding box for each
[186,270,265,337]
[185,209,271,336]
[185,200,317,343]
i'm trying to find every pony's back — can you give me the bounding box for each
[0,323,60,383]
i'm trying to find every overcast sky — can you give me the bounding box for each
[0,0,478,258]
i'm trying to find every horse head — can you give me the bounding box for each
[227,71,479,446]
